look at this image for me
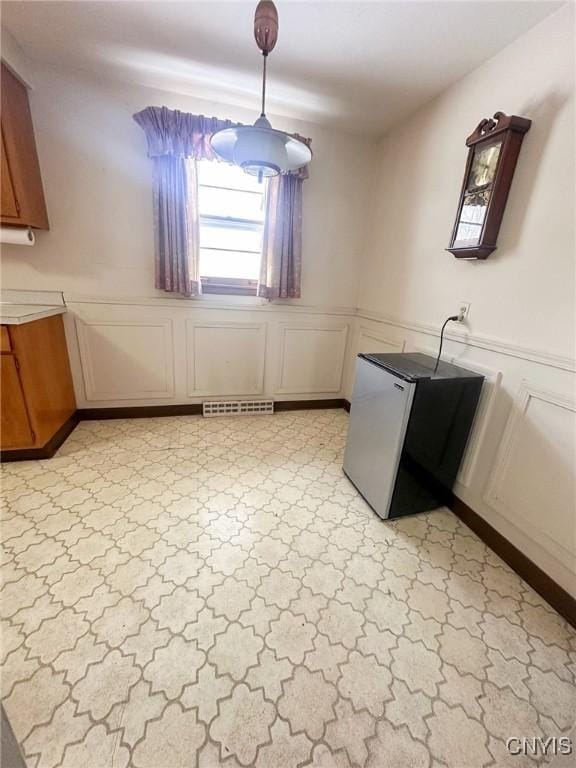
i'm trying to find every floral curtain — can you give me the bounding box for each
[258,173,303,299]
[133,107,239,296]
[257,133,311,300]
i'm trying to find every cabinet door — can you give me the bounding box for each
[0,64,49,229]
[1,354,35,449]
[1,128,19,220]
[9,315,76,446]
[0,326,11,353]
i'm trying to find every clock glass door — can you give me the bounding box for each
[453,139,502,248]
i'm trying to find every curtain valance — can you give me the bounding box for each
[134,106,310,178]
[133,106,240,161]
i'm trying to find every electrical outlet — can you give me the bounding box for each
[458,302,471,322]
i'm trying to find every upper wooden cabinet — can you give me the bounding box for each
[1,62,49,229]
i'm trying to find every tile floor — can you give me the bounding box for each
[1,409,575,768]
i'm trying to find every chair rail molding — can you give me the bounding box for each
[483,380,576,570]
[64,293,357,318]
[356,307,576,373]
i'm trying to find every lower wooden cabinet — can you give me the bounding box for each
[1,314,76,456]
[1,353,35,448]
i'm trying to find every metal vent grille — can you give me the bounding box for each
[202,400,274,417]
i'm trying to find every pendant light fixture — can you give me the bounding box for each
[210,0,312,181]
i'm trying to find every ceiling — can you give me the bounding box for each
[1,1,562,136]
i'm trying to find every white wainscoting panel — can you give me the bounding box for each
[187,321,267,396]
[405,343,437,357]
[75,318,174,401]
[450,358,503,488]
[277,323,348,394]
[484,381,576,570]
[357,326,405,354]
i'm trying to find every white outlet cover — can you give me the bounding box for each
[459,302,471,320]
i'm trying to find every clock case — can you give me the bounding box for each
[447,111,531,260]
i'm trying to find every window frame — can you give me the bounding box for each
[196,161,265,296]
[201,276,258,296]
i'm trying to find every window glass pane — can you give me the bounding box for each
[199,221,262,253]
[198,186,264,221]
[197,160,265,193]
[195,160,266,283]
[200,248,261,280]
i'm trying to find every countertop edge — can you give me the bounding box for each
[0,306,67,325]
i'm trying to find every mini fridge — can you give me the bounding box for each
[343,352,484,520]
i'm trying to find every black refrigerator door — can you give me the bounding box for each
[388,377,483,519]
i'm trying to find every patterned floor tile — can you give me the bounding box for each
[1,410,574,767]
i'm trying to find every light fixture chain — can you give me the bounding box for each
[261,52,268,118]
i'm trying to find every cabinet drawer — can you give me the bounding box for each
[0,326,11,352]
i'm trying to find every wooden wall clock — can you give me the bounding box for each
[447,111,531,259]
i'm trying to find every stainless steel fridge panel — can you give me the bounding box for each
[343,356,415,519]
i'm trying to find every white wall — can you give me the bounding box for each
[358,5,574,358]
[1,65,373,309]
[350,5,576,595]
[0,63,373,408]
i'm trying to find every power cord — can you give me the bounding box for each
[434,315,459,373]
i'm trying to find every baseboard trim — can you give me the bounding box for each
[448,493,576,628]
[275,399,348,412]
[77,404,204,420]
[76,400,348,420]
[343,399,351,412]
[0,414,79,462]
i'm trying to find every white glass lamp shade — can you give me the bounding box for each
[211,116,311,177]
[234,126,287,177]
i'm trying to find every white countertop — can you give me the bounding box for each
[0,304,67,325]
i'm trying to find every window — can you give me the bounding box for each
[197,160,266,295]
